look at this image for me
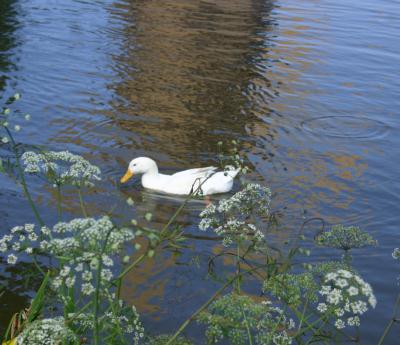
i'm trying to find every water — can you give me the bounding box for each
[1,0,399,342]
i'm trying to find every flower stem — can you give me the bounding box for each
[4,126,44,226]
[56,183,62,221]
[165,275,239,345]
[377,294,400,345]
[77,186,88,217]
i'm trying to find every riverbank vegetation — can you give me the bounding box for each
[0,95,399,344]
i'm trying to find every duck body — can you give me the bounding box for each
[121,157,240,196]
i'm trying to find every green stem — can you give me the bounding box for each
[5,126,44,226]
[56,183,62,221]
[66,301,93,324]
[93,227,115,345]
[165,275,239,345]
[239,300,253,345]
[77,186,88,217]
[117,253,146,281]
[377,294,400,345]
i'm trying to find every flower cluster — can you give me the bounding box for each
[21,150,101,187]
[1,217,134,297]
[198,293,294,345]
[263,272,319,306]
[199,183,271,246]
[16,317,77,345]
[70,300,144,344]
[315,225,376,251]
[0,223,38,264]
[317,269,376,329]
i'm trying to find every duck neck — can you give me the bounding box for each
[143,161,159,177]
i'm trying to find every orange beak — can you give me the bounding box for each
[120,169,133,183]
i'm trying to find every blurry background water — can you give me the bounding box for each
[0,0,399,343]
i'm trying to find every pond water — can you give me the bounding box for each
[0,0,399,343]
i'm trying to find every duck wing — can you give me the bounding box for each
[171,166,218,180]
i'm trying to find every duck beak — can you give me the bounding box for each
[120,170,133,183]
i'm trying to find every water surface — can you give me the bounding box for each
[0,0,399,342]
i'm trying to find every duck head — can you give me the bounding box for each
[120,157,158,183]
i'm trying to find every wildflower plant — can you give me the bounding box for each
[16,317,78,345]
[198,293,295,345]
[21,151,101,188]
[199,183,271,247]
[0,216,144,344]
[0,98,392,345]
[263,272,319,307]
[317,269,376,329]
[315,225,377,251]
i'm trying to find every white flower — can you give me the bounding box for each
[82,283,95,295]
[75,263,83,272]
[25,247,33,254]
[102,255,114,267]
[41,226,51,235]
[28,232,38,241]
[52,276,62,289]
[368,295,377,308]
[90,258,99,270]
[335,308,345,317]
[348,286,359,296]
[82,271,93,281]
[317,303,327,313]
[21,150,101,187]
[326,272,338,281]
[338,269,353,278]
[7,253,17,264]
[101,269,113,281]
[12,242,20,251]
[335,319,345,329]
[60,266,71,277]
[40,240,49,250]
[351,301,368,315]
[11,226,22,233]
[336,278,348,288]
[25,224,35,233]
[347,316,360,326]
[65,276,76,288]
[326,288,342,305]
[0,242,7,252]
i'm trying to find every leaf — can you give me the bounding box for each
[27,271,50,323]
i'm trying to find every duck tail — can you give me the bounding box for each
[224,165,241,178]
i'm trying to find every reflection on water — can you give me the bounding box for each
[0,0,399,342]
[0,0,20,91]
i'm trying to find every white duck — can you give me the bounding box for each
[120,157,240,196]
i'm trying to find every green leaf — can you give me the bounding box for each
[27,271,50,323]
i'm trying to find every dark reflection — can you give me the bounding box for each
[0,259,44,334]
[108,0,276,166]
[0,0,19,91]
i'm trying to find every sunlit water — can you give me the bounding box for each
[1,0,399,342]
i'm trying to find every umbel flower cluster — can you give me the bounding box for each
[70,300,144,344]
[199,183,271,246]
[316,225,377,251]
[21,150,101,187]
[15,317,78,345]
[198,293,295,345]
[317,269,376,329]
[0,217,134,296]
